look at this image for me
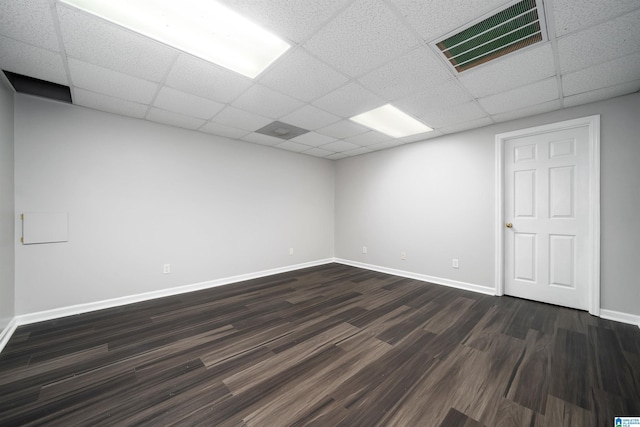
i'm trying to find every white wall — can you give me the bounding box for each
[14,95,335,314]
[335,128,496,288]
[336,92,640,316]
[11,91,640,319]
[0,79,15,329]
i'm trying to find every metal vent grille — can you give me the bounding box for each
[255,121,309,140]
[434,0,546,73]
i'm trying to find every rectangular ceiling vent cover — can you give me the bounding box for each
[255,121,309,140]
[432,0,547,73]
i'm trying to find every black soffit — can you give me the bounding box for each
[3,70,72,104]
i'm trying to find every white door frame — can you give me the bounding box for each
[494,115,601,316]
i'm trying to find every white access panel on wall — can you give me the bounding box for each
[22,212,69,244]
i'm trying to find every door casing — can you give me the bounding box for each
[495,115,600,315]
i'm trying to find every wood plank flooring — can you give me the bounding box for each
[0,263,638,426]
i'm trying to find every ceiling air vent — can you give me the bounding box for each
[433,0,547,73]
[255,121,309,140]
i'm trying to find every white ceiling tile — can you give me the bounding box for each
[316,120,369,139]
[439,117,494,134]
[0,36,68,85]
[165,54,252,104]
[302,147,335,158]
[558,9,640,74]
[259,49,349,102]
[68,58,158,104]
[219,0,351,44]
[291,132,337,147]
[553,0,640,37]
[304,0,419,77]
[491,100,562,123]
[232,84,304,119]
[73,88,148,118]
[326,152,352,160]
[342,146,373,157]
[58,5,177,82]
[312,83,384,118]
[395,131,441,144]
[478,78,559,115]
[319,140,361,152]
[200,122,250,139]
[344,131,392,146]
[0,0,59,50]
[458,44,557,98]
[4,0,638,159]
[421,101,488,128]
[153,87,224,120]
[279,105,341,130]
[394,79,472,117]
[210,106,272,132]
[146,108,206,130]
[359,47,452,100]
[274,140,312,153]
[388,0,512,42]
[564,80,640,108]
[241,132,285,146]
[562,53,640,96]
[366,140,406,151]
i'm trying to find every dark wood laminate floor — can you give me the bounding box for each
[1,263,639,426]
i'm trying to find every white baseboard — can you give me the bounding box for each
[334,258,496,296]
[600,309,640,328]
[5,259,636,354]
[338,260,640,328]
[1,258,490,354]
[1,259,334,353]
[0,317,19,354]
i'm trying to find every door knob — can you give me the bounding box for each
[506,223,513,228]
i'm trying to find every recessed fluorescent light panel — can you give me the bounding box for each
[350,104,433,138]
[59,0,291,78]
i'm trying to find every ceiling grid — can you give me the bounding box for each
[0,0,638,159]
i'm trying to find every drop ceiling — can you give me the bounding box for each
[1,0,639,160]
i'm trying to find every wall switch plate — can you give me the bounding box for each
[163,264,171,274]
[362,246,367,254]
[452,259,459,269]
[289,248,294,256]
[401,251,406,260]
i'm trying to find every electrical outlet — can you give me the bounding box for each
[289,248,294,256]
[452,259,459,269]
[401,251,406,260]
[362,246,367,254]
[163,264,171,274]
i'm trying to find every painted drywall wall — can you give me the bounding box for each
[336,92,640,316]
[11,91,640,318]
[335,128,496,289]
[14,94,335,314]
[0,79,15,330]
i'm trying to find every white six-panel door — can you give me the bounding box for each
[503,124,592,310]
